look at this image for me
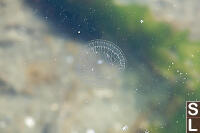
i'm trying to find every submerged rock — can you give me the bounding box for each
[0,0,138,132]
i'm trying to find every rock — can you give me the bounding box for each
[0,0,137,132]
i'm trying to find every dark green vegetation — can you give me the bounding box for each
[27,0,200,132]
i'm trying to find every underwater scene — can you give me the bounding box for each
[0,0,200,133]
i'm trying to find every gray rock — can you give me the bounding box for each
[0,0,138,132]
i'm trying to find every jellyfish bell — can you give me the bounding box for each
[87,39,126,71]
[78,39,126,87]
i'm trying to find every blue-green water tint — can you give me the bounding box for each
[25,0,194,132]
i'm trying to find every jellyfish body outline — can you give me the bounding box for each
[87,39,126,71]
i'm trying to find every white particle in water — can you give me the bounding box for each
[122,125,128,131]
[86,129,95,133]
[24,116,35,128]
[97,60,103,64]
[78,31,81,34]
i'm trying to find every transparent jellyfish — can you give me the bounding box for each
[86,39,126,71]
[78,39,126,86]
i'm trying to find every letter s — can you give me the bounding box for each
[188,103,198,116]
